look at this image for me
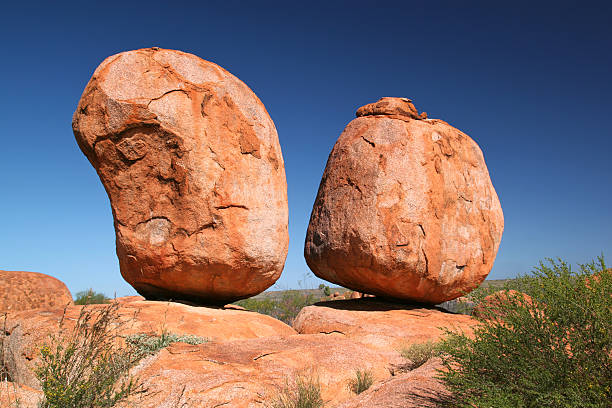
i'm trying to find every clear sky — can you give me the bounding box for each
[1,1,610,298]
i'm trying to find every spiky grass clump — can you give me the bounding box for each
[270,372,324,408]
[348,369,374,394]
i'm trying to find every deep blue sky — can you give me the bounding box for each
[1,1,610,298]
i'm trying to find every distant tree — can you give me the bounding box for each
[74,289,110,305]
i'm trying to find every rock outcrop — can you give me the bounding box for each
[72,48,289,304]
[0,271,72,313]
[305,97,503,303]
[2,300,296,388]
[293,299,477,351]
[336,358,449,408]
[122,334,398,407]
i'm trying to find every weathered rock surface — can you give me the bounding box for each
[72,48,289,304]
[2,300,296,388]
[336,358,450,408]
[0,271,72,313]
[293,299,477,351]
[0,381,42,408]
[305,97,504,303]
[122,334,398,408]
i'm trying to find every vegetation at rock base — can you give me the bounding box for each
[35,303,142,407]
[236,288,326,325]
[0,313,9,383]
[34,302,209,408]
[270,371,324,408]
[348,368,374,394]
[401,341,441,370]
[74,289,110,305]
[125,331,208,360]
[438,256,612,408]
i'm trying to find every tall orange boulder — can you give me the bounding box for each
[72,48,289,304]
[0,270,72,313]
[305,97,503,303]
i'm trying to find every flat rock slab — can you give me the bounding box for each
[293,299,477,352]
[336,358,450,408]
[2,300,296,389]
[0,270,72,313]
[123,333,399,407]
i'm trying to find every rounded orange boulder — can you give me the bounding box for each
[305,97,503,303]
[0,270,73,313]
[72,48,289,304]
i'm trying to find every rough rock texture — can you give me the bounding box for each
[305,97,503,303]
[0,271,72,313]
[72,48,289,303]
[293,299,477,351]
[336,358,450,408]
[2,300,296,388]
[0,381,42,408]
[121,334,398,408]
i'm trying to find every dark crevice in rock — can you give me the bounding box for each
[361,135,376,148]
[215,204,248,210]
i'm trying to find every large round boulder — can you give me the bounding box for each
[73,48,289,304]
[304,97,503,303]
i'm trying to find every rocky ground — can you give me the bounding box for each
[0,271,483,408]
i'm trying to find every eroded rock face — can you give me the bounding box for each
[336,358,449,408]
[2,300,297,388]
[293,299,477,351]
[0,270,72,313]
[305,97,503,303]
[72,48,289,303]
[121,334,397,407]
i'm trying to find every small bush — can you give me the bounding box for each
[348,369,373,394]
[35,303,143,408]
[438,256,612,408]
[74,289,110,305]
[270,372,324,408]
[401,341,440,370]
[125,331,208,360]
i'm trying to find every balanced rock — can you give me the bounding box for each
[0,270,72,313]
[305,97,503,303]
[72,48,289,303]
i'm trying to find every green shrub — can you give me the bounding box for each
[270,372,324,408]
[125,331,208,360]
[401,341,441,370]
[35,303,143,408]
[74,289,110,305]
[438,256,612,408]
[318,284,331,297]
[236,290,319,325]
[348,369,373,394]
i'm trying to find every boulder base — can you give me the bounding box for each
[293,299,477,351]
[1,300,296,389]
